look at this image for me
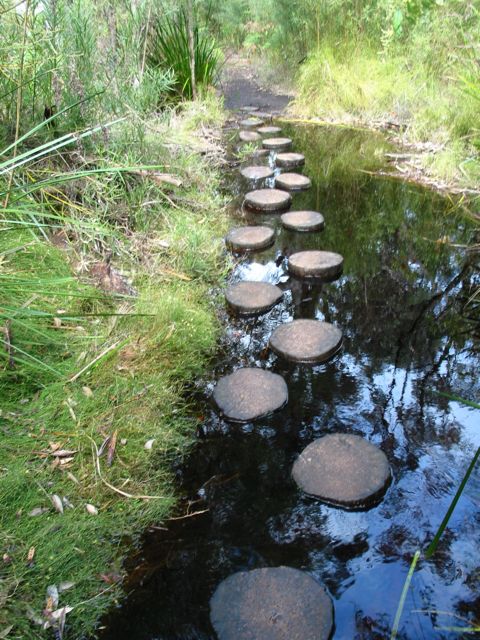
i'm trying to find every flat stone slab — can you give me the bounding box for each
[257,126,282,135]
[275,173,311,191]
[239,118,264,128]
[292,433,392,509]
[239,130,261,142]
[276,152,305,169]
[226,281,283,316]
[225,226,275,252]
[263,137,293,151]
[281,211,325,232]
[240,166,275,181]
[252,111,272,120]
[213,368,288,423]
[269,319,342,364]
[241,106,258,112]
[244,189,292,212]
[288,250,344,280]
[210,566,333,640]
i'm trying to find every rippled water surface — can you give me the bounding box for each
[100,124,480,639]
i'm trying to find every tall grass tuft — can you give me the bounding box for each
[147,9,220,100]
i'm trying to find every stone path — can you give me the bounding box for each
[208,111,392,638]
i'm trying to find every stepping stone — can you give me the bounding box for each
[240,166,275,181]
[288,250,344,280]
[281,211,325,232]
[252,148,270,158]
[269,319,342,364]
[276,152,305,169]
[275,172,311,191]
[241,106,258,112]
[225,226,275,252]
[244,189,292,212]
[210,566,333,640]
[226,281,283,316]
[239,118,264,128]
[239,130,261,143]
[257,125,282,135]
[263,137,293,151]
[292,433,392,509]
[252,111,272,120]
[213,368,288,423]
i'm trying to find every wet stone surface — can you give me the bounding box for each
[210,566,333,640]
[275,152,305,168]
[244,188,292,212]
[269,319,343,364]
[257,125,282,135]
[240,166,275,181]
[288,250,344,280]
[239,118,264,128]
[225,281,283,316]
[213,368,288,423]
[225,225,275,252]
[275,173,312,191]
[263,137,293,151]
[239,130,261,142]
[281,210,325,232]
[292,433,392,509]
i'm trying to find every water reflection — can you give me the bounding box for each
[100,124,479,639]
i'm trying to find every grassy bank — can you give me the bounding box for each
[0,95,229,639]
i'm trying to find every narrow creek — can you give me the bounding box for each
[100,120,480,639]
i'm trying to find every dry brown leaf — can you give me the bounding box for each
[52,449,77,458]
[27,547,35,562]
[53,317,62,328]
[107,430,117,467]
[82,386,93,398]
[29,507,49,517]
[66,471,80,485]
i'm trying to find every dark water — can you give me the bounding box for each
[100,125,480,639]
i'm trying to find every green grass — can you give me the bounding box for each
[0,96,229,639]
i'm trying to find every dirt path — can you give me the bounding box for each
[220,52,292,113]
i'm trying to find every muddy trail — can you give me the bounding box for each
[97,69,480,640]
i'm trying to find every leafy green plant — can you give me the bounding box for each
[147,9,220,100]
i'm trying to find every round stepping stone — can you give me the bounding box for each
[240,118,264,128]
[226,281,283,316]
[210,566,333,640]
[269,319,342,364]
[292,433,392,509]
[239,130,261,143]
[257,125,282,135]
[240,166,275,181]
[213,368,288,423]
[263,137,293,151]
[275,172,311,191]
[252,111,272,120]
[244,189,292,212]
[252,148,270,158]
[225,226,275,252]
[276,152,305,169]
[288,250,344,280]
[281,210,325,232]
[241,106,258,112]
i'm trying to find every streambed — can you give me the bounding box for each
[100,123,480,639]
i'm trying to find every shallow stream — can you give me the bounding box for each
[100,123,479,639]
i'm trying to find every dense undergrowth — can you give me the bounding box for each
[213,0,480,187]
[1,1,227,637]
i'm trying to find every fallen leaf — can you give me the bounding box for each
[86,504,98,515]
[29,507,49,517]
[144,439,155,450]
[2,554,11,564]
[98,572,121,584]
[53,317,62,328]
[0,624,13,638]
[120,438,127,445]
[51,494,63,514]
[82,386,93,398]
[58,581,75,593]
[107,430,117,467]
[45,584,59,612]
[27,547,35,562]
[67,471,80,485]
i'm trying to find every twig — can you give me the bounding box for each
[3,321,15,369]
[68,340,122,382]
[168,508,209,521]
[87,435,166,500]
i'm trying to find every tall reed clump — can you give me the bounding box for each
[147,8,221,100]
